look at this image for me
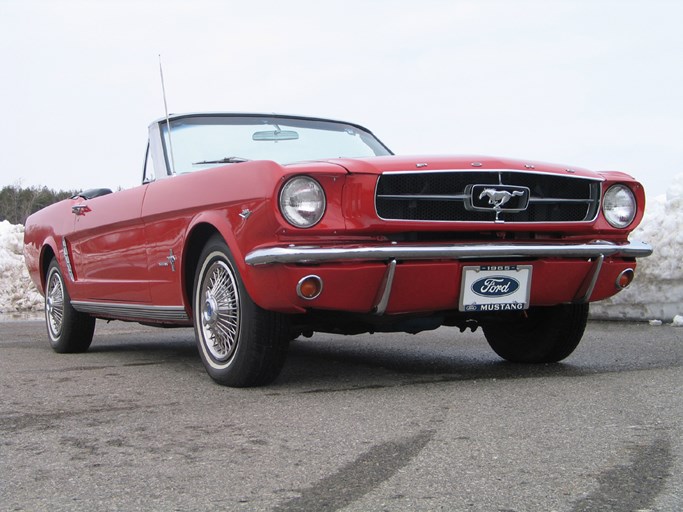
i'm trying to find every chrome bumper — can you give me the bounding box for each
[245,240,653,266]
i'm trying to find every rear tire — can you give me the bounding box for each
[482,304,589,363]
[45,259,95,353]
[193,235,290,387]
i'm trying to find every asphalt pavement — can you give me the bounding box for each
[1,318,681,511]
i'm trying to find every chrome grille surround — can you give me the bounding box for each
[375,169,602,223]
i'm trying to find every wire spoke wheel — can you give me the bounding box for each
[199,260,240,362]
[44,259,95,353]
[193,236,290,387]
[46,268,66,339]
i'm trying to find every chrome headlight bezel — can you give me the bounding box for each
[279,176,326,228]
[603,184,636,229]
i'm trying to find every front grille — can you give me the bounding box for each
[375,170,601,223]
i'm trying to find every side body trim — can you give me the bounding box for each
[62,238,75,281]
[71,301,190,322]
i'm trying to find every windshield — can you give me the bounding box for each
[159,115,392,174]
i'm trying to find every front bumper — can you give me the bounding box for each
[242,239,652,315]
[245,240,652,266]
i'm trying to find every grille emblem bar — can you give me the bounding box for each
[465,184,530,221]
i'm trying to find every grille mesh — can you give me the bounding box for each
[375,170,600,222]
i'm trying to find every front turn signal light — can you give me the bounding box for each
[616,268,634,289]
[297,275,323,300]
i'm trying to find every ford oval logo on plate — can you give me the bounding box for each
[471,276,520,297]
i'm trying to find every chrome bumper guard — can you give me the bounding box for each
[245,240,652,266]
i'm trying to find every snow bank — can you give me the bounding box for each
[590,173,683,323]
[1,175,681,323]
[0,220,43,313]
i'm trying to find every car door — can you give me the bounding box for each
[68,185,151,303]
[141,177,193,308]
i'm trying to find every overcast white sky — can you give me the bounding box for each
[1,0,681,199]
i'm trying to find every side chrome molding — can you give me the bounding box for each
[71,301,190,322]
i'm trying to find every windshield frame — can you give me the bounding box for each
[154,113,394,177]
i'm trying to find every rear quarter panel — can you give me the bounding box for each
[23,199,76,294]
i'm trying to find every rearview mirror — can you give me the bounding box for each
[252,130,299,141]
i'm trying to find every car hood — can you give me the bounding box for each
[322,155,603,180]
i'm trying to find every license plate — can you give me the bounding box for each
[459,265,532,312]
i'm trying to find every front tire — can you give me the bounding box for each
[44,259,95,353]
[482,304,589,363]
[193,235,290,387]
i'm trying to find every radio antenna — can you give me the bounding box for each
[158,54,176,175]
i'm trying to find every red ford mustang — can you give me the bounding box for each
[24,113,652,386]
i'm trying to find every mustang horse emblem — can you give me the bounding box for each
[479,188,525,210]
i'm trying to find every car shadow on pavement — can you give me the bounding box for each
[275,337,588,390]
[73,322,680,390]
[89,340,198,356]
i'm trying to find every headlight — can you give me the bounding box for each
[603,184,636,228]
[279,176,326,228]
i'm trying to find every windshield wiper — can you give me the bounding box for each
[192,156,250,165]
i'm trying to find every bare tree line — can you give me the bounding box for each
[0,185,79,225]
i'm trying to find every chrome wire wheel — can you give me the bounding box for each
[46,267,65,340]
[198,259,240,362]
[193,236,290,386]
[43,259,95,353]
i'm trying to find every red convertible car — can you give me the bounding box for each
[24,113,652,386]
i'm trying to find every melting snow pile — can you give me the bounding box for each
[0,221,43,314]
[1,175,681,323]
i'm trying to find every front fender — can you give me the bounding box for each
[183,199,282,310]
